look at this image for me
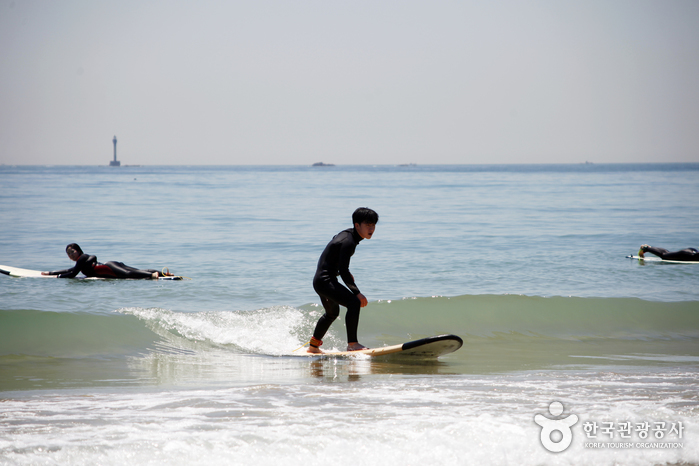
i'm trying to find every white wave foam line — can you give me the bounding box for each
[118,306,305,355]
[2,384,696,466]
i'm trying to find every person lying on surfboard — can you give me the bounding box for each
[307,207,379,354]
[41,243,174,279]
[638,244,699,262]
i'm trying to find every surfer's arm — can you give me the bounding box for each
[339,269,360,294]
[337,243,361,295]
[339,272,367,307]
[43,263,80,277]
[57,266,81,278]
[47,254,95,278]
[44,267,79,278]
[640,245,670,259]
[341,260,366,308]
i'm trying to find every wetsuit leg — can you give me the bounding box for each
[662,249,699,262]
[312,296,340,341]
[313,280,362,343]
[104,261,158,279]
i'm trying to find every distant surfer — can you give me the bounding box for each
[638,244,699,262]
[41,243,174,279]
[306,208,379,353]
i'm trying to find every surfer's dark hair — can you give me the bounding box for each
[66,243,83,255]
[352,207,379,225]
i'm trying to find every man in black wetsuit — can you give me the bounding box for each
[639,244,699,262]
[41,243,171,279]
[307,208,379,353]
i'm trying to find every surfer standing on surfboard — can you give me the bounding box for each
[639,244,699,262]
[41,243,174,279]
[307,208,379,354]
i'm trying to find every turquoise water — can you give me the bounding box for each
[1,164,698,465]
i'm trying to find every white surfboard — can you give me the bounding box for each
[626,255,699,264]
[291,334,463,359]
[0,264,185,280]
[0,265,55,278]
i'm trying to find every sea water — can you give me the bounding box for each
[0,163,698,465]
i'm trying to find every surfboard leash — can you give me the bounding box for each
[293,340,311,352]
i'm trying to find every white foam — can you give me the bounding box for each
[118,306,310,355]
[2,373,696,466]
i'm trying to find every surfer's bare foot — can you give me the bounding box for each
[306,346,323,354]
[347,342,368,351]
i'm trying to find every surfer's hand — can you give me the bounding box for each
[41,272,49,275]
[357,293,368,307]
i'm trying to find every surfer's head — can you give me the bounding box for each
[353,208,378,240]
[66,243,83,255]
[639,244,650,257]
[66,243,83,261]
[352,207,379,226]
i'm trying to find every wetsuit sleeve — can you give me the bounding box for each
[644,246,669,259]
[46,265,79,278]
[338,241,361,295]
[48,254,95,278]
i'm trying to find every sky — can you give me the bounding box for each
[1,0,698,166]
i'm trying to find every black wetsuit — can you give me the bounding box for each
[312,227,363,343]
[643,246,699,262]
[47,253,159,279]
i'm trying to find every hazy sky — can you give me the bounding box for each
[1,0,698,165]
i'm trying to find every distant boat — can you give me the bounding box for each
[312,162,335,167]
[398,163,417,167]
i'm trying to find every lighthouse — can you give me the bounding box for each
[109,136,120,166]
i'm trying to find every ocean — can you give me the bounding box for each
[1,163,698,465]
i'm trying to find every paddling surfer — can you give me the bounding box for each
[41,243,173,279]
[638,244,699,262]
[307,208,378,353]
